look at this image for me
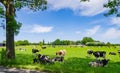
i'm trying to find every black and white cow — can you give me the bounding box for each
[33,54,53,64]
[118,50,120,57]
[93,51,106,59]
[32,48,39,53]
[41,46,47,49]
[87,50,93,57]
[52,56,64,62]
[109,52,116,55]
[88,59,109,67]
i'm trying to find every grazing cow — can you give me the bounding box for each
[32,48,39,53]
[52,56,64,62]
[56,49,66,57]
[89,59,109,67]
[93,51,106,59]
[87,50,93,55]
[41,46,47,49]
[109,52,116,55]
[118,50,120,57]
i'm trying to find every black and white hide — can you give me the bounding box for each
[93,51,106,59]
[41,46,47,49]
[32,48,39,53]
[88,59,109,67]
[87,50,93,57]
[118,50,120,57]
[37,54,53,64]
[109,52,116,55]
[52,56,64,62]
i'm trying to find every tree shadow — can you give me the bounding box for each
[43,57,120,73]
[0,51,120,73]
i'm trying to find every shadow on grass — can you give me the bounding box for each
[0,52,120,73]
[0,53,34,66]
[43,57,120,73]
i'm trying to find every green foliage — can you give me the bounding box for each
[7,15,22,35]
[81,37,94,45]
[15,40,29,46]
[0,48,6,60]
[106,42,111,46]
[0,0,47,35]
[14,0,47,11]
[52,39,61,45]
[75,40,81,45]
[0,5,5,18]
[104,0,120,17]
[39,41,43,46]
[52,39,74,45]
[80,0,120,17]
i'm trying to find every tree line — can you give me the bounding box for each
[14,37,120,46]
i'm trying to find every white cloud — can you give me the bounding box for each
[21,24,53,33]
[31,25,53,33]
[79,0,107,16]
[111,17,120,26]
[47,0,108,16]
[102,28,120,39]
[86,25,101,36]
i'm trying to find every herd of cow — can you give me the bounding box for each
[31,46,120,67]
[32,48,66,64]
[87,50,120,67]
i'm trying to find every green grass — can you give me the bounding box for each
[0,45,120,73]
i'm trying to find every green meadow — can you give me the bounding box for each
[0,45,120,73]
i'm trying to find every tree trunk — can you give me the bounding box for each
[5,0,15,59]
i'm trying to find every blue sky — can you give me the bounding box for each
[1,0,120,43]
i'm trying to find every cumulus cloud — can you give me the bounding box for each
[86,25,101,36]
[31,25,53,33]
[21,24,53,33]
[47,0,108,16]
[102,28,120,39]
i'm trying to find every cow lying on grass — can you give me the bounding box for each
[109,52,116,55]
[52,56,64,62]
[88,59,109,67]
[33,54,53,64]
[41,46,47,49]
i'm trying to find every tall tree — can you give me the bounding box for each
[0,0,47,59]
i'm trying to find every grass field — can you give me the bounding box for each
[0,45,120,73]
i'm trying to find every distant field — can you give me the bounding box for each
[0,45,120,73]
